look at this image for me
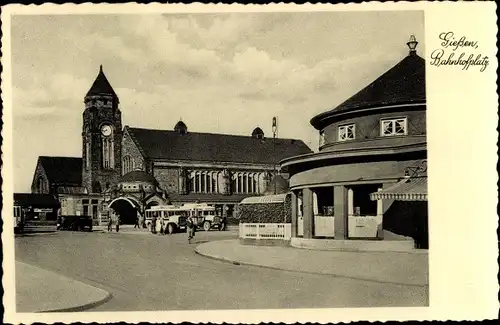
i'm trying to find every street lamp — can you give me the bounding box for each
[407,35,418,55]
[272,117,278,195]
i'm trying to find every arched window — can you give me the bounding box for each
[243,174,248,193]
[85,141,91,170]
[201,172,206,193]
[37,176,46,194]
[102,127,114,169]
[231,174,237,193]
[123,156,135,174]
[188,171,195,193]
[102,137,114,169]
[195,173,200,193]
[212,173,217,193]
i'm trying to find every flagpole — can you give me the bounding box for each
[272,117,277,195]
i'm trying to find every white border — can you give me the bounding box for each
[2,2,498,324]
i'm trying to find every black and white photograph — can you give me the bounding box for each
[1,2,497,323]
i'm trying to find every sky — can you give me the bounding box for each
[10,11,424,192]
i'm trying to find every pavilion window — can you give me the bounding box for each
[338,124,355,141]
[381,117,407,136]
[319,130,326,147]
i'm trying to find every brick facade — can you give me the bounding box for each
[121,128,147,173]
[153,167,179,194]
[82,95,122,193]
[31,162,49,194]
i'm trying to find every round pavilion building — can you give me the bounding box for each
[280,36,428,250]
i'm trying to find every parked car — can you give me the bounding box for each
[58,215,93,232]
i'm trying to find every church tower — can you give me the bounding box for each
[82,65,122,194]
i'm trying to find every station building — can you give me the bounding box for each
[280,36,428,249]
[30,66,312,225]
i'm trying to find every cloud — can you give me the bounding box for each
[9,12,424,192]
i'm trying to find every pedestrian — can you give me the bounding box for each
[115,214,120,232]
[134,214,139,229]
[151,213,157,234]
[107,212,113,232]
[159,214,165,235]
[186,214,195,244]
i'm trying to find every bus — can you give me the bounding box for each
[145,205,187,234]
[180,203,226,231]
[145,203,226,234]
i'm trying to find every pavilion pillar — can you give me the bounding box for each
[302,188,314,239]
[334,185,348,240]
[291,191,298,237]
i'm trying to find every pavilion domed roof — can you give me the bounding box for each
[310,42,425,130]
[120,170,158,184]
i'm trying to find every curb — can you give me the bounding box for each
[40,292,113,313]
[194,246,428,287]
[16,261,113,313]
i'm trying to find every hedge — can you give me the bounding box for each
[237,194,292,223]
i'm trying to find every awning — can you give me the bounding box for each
[14,193,61,207]
[370,177,427,201]
[240,193,288,205]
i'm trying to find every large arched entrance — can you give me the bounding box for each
[109,197,139,225]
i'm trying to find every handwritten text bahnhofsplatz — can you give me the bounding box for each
[430,32,489,72]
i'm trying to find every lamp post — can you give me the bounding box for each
[272,117,278,195]
[407,35,418,55]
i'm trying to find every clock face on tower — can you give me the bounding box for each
[101,125,112,137]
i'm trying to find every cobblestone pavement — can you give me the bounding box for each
[15,230,428,311]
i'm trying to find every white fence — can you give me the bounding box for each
[297,215,382,238]
[239,223,292,240]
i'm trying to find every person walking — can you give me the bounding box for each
[186,214,195,244]
[107,212,113,232]
[159,214,165,235]
[134,214,140,229]
[151,213,157,234]
[115,213,120,232]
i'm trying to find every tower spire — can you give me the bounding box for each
[85,65,119,102]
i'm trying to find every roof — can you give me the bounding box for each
[127,127,313,164]
[168,193,252,204]
[370,176,427,201]
[56,186,88,195]
[85,65,119,100]
[311,53,426,129]
[240,193,288,204]
[174,120,187,133]
[251,127,264,138]
[14,193,60,207]
[37,156,82,186]
[120,170,158,184]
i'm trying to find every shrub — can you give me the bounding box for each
[238,194,292,223]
